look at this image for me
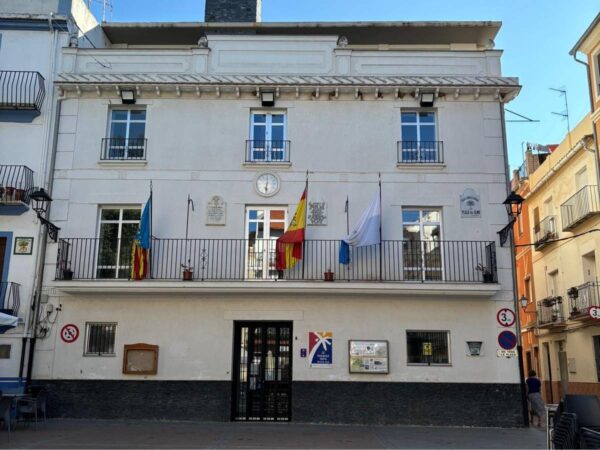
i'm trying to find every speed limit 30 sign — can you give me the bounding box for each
[60,324,79,343]
[497,308,516,327]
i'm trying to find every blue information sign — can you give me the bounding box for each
[498,330,517,350]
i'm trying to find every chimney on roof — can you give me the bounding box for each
[204,0,261,22]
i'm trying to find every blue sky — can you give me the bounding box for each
[91,0,599,171]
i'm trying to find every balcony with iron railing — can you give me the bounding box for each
[397,141,444,165]
[0,165,34,215]
[537,296,566,328]
[0,71,46,121]
[101,138,147,161]
[568,282,600,320]
[55,238,498,288]
[533,215,558,250]
[0,281,21,318]
[561,185,600,231]
[245,140,291,164]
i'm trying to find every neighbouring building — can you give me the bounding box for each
[525,115,600,403]
[571,12,600,168]
[512,145,551,381]
[0,0,102,384]
[28,1,525,426]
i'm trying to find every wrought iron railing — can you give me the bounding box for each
[55,237,497,283]
[245,140,291,163]
[537,297,565,326]
[533,215,558,249]
[0,165,34,204]
[569,282,600,317]
[0,71,46,111]
[101,138,147,160]
[0,282,20,317]
[561,185,600,231]
[397,141,444,164]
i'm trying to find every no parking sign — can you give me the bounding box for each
[60,324,79,343]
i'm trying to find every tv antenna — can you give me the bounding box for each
[550,87,571,148]
[87,0,113,22]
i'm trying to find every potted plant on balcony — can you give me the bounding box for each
[62,263,73,280]
[4,186,14,201]
[324,268,334,282]
[181,262,194,281]
[476,263,494,283]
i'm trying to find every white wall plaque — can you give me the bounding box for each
[307,201,327,226]
[460,188,481,218]
[206,195,226,226]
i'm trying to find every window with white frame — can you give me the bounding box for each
[402,209,442,281]
[104,109,147,160]
[400,111,439,163]
[97,207,141,279]
[84,322,117,356]
[248,112,288,162]
[406,330,450,365]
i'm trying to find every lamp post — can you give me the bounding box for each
[502,191,529,427]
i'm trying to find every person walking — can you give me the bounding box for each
[526,369,546,427]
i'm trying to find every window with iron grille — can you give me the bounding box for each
[406,330,450,365]
[84,323,117,356]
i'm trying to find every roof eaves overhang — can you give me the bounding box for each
[570,12,600,55]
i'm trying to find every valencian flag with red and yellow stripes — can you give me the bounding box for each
[131,196,151,280]
[275,187,307,270]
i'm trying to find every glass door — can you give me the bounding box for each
[245,207,286,280]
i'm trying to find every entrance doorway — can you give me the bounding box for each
[232,321,293,421]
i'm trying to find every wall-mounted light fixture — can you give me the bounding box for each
[30,187,60,242]
[520,295,529,311]
[120,89,136,105]
[420,92,435,107]
[260,90,275,107]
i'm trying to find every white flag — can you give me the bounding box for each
[343,192,381,247]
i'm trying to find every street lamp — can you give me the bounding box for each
[29,188,52,216]
[29,187,60,242]
[519,295,529,311]
[503,191,524,219]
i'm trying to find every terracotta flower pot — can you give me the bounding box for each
[182,270,194,281]
[324,271,334,282]
[14,189,25,202]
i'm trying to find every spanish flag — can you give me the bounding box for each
[131,197,151,280]
[276,188,307,270]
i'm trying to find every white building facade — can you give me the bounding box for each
[30,2,523,426]
[0,0,101,385]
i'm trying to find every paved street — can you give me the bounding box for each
[0,419,546,449]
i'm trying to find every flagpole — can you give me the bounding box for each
[345,194,350,281]
[379,172,383,281]
[302,170,308,280]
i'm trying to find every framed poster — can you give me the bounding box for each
[14,237,33,255]
[308,331,333,368]
[349,340,389,374]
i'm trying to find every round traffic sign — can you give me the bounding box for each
[497,308,516,327]
[498,330,517,350]
[60,324,79,343]
[590,306,600,320]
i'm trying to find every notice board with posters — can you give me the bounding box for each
[348,340,389,374]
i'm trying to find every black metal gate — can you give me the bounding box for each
[232,321,293,421]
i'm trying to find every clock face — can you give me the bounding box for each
[256,173,280,197]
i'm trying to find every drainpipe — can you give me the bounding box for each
[24,17,63,382]
[572,52,600,189]
[500,102,530,427]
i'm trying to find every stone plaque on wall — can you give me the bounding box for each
[206,195,226,226]
[460,188,481,218]
[307,201,327,226]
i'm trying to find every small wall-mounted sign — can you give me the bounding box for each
[467,341,483,356]
[14,237,33,255]
[60,324,79,344]
[497,349,518,358]
[460,188,481,218]
[309,331,333,368]
[300,348,307,358]
[205,195,226,226]
[496,308,516,327]
[307,201,327,226]
[422,342,433,356]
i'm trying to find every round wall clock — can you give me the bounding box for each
[255,173,281,197]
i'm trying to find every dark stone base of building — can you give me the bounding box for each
[36,380,523,427]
